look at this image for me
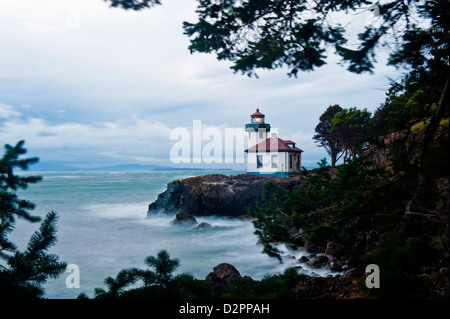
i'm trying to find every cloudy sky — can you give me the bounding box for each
[0,0,403,170]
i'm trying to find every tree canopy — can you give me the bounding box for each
[330,107,372,162]
[313,104,343,167]
[104,0,449,79]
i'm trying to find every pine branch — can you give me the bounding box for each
[0,220,17,259]
[24,211,59,259]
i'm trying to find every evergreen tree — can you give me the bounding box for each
[313,105,344,167]
[330,107,372,162]
[0,140,41,224]
[0,141,66,299]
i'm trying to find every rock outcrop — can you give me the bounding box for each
[205,263,249,297]
[147,174,302,217]
[203,262,361,298]
[171,212,197,225]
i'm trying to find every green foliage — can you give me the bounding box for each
[362,237,438,299]
[289,187,315,228]
[0,140,41,224]
[93,249,183,299]
[182,0,348,77]
[180,0,448,77]
[170,273,211,299]
[314,105,374,166]
[248,182,291,261]
[1,141,66,299]
[223,267,303,299]
[249,119,447,260]
[144,249,180,287]
[388,0,449,81]
[313,105,344,167]
[183,0,347,78]
[94,260,306,299]
[306,225,340,248]
[372,87,435,135]
[94,268,141,299]
[0,211,67,299]
[117,272,211,299]
[420,122,449,178]
[330,107,372,162]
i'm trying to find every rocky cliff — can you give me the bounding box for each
[147,174,302,217]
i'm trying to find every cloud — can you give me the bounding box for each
[0,103,22,120]
[0,0,402,168]
[0,102,175,165]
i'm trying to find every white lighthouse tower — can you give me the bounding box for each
[245,108,303,177]
[245,108,271,148]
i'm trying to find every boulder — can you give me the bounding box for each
[329,261,343,272]
[309,254,330,268]
[208,263,242,285]
[171,212,197,225]
[298,255,310,263]
[205,263,242,296]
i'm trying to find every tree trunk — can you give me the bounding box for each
[331,145,336,167]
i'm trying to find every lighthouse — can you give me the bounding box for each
[245,109,303,177]
[245,108,271,147]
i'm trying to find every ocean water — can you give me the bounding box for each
[10,170,337,299]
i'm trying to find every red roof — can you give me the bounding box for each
[246,137,303,153]
[251,108,265,118]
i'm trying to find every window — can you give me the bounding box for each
[289,154,293,169]
[296,155,300,169]
[271,154,278,168]
[259,130,264,139]
[257,155,263,168]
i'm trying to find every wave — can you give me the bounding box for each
[83,202,149,219]
[43,175,88,179]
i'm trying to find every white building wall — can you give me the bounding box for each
[246,151,290,176]
[246,152,258,172]
[247,151,301,176]
[248,129,268,149]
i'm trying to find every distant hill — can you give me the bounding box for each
[27,162,82,171]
